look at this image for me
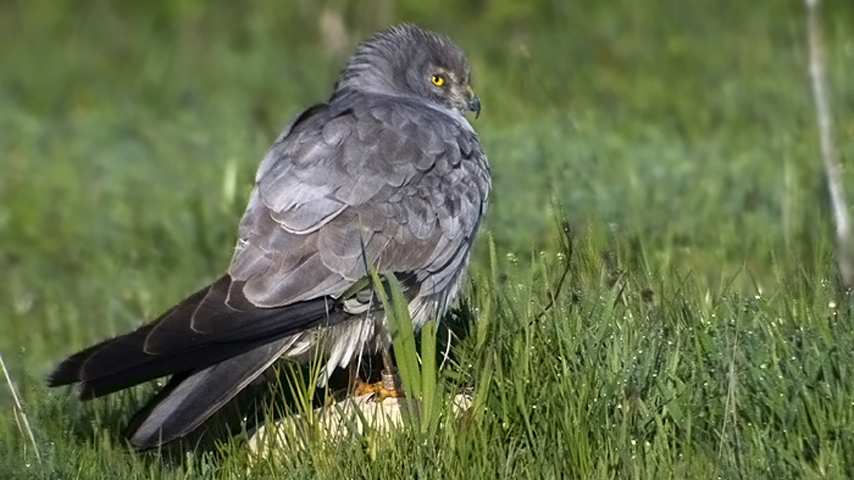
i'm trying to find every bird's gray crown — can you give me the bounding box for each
[333,24,473,114]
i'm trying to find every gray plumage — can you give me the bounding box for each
[48,24,489,448]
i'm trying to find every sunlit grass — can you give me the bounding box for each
[2,0,854,478]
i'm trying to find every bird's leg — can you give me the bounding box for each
[380,345,404,398]
[351,345,404,399]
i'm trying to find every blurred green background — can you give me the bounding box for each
[2,0,852,383]
[1,0,854,474]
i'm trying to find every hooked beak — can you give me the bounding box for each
[466,85,481,119]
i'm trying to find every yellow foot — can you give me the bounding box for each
[353,370,405,399]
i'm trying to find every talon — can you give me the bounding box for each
[353,370,405,400]
[354,379,381,397]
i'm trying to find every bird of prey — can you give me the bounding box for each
[49,24,489,449]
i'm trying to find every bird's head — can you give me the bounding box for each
[335,24,481,119]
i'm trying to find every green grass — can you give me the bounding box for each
[2,0,854,478]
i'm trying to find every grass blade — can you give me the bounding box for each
[366,265,422,406]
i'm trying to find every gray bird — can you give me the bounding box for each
[48,24,489,448]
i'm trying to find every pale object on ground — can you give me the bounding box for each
[248,392,472,457]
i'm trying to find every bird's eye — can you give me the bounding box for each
[431,75,445,87]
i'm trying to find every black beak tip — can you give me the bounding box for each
[469,95,481,119]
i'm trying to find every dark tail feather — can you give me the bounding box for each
[126,337,294,448]
[48,275,344,399]
[47,284,211,397]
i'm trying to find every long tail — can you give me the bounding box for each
[126,337,294,448]
[48,274,347,447]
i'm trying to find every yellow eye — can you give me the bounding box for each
[431,75,445,87]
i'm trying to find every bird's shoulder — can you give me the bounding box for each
[230,92,489,306]
[253,92,483,214]
[288,90,479,164]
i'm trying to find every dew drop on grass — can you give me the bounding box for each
[506,253,518,265]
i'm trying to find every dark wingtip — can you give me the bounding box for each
[47,359,81,388]
[47,340,113,398]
